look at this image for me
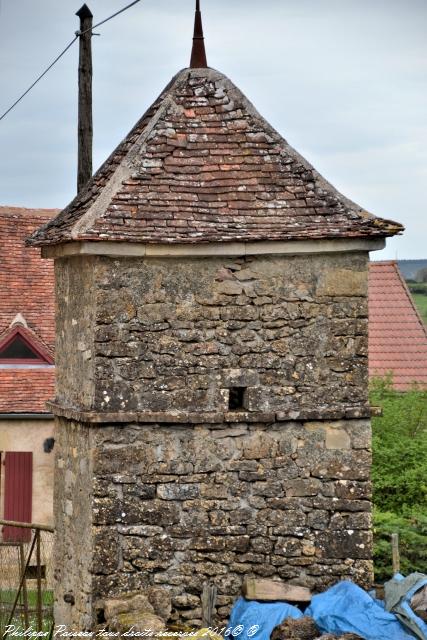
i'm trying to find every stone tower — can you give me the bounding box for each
[30,3,402,629]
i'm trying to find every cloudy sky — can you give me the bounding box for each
[0,0,426,259]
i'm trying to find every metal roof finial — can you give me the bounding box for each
[190,0,208,68]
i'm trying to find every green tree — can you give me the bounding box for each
[416,267,427,283]
[373,510,427,581]
[370,375,427,580]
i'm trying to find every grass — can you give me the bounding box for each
[0,590,53,634]
[0,588,53,605]
[407,283,427,325]
[411,293,427,325]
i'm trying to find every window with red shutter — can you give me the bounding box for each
[3,452,33,543]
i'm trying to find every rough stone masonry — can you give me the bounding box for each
[52,252,372,627]
[28,65,403,629]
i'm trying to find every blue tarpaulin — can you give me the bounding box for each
[305,581,417,640]
[227,580,426,640]
[384,573,427,640]
[227,596,302,640]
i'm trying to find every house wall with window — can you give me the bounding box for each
[0,206,57,534]
[0,419,54,525]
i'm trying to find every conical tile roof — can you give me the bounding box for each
[29,67,403,247]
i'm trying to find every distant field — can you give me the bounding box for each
[412,293,427,325]
[407,283,427,325]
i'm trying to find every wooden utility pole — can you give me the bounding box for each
[76,4,93,193]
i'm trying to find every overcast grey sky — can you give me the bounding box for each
[0,0,426,259]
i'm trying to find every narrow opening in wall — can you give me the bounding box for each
[229,387,246,411]
[96,608,106,624]
[25,565,46,580]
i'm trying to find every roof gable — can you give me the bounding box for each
[369,261,427,390]
[0,207,57,350]
[0,207,56,413]
[0,324,54,364]
[29,68,403,247]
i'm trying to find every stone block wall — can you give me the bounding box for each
[52,248,373,628]
[55,256,95,408]
[54,418,93,628]
[54,417,372,627]
[55,251,369,418]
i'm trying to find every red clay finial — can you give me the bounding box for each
[190,0,208,68]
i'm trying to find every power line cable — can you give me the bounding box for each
[0,0,142,123]
[82,0,142,34]
[0,38,78,122]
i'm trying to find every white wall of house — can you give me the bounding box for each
[0,418,55,526]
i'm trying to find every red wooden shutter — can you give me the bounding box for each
[3,452,33,542]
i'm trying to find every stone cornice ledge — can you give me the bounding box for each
[41,238,385,259]
[47,401,374,424]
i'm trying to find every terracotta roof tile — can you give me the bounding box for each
[0,206,57,348]
[28,68,403,247]
[0,206,57,412]
[0,369,55,413]
[369,261,427,390]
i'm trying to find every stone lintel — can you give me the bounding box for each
[41,237,385,259]
[47,401,373,424]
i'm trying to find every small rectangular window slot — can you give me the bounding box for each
[25,564,46,580]
[229,387,246,411]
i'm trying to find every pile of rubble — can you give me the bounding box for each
[94,576,427,639]
[271,617,361,640]
[95,589,362,639]
[95,588,171,633]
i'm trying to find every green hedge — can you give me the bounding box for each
[408,283,427,295]
[370,376,427,581]
[373,509,427,581]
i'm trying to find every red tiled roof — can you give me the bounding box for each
[0,206,57,348]
[0,369,55,413]
[369,261,427,390]
[0,206,58,412]
[28,68,403,247]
